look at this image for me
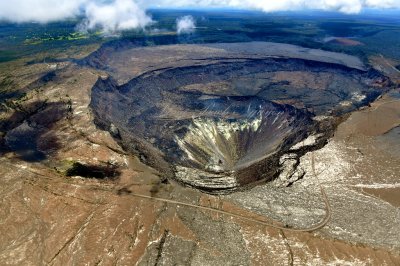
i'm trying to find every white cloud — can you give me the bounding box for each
[176,15,196,34]
[82,0,152,33]
[0,0,399,29]
[0,0,152,33]
[147,0,400,14]
[0,0,85,23]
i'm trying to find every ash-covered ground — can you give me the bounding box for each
[0,41,399,265]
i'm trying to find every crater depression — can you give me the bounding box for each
[88,42,390,192]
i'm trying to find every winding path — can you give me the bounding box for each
[123,152,331,232]
[4,151,332,232]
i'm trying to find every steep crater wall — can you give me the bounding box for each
[90,57,388,192]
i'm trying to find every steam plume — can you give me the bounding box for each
[176,15,196,34]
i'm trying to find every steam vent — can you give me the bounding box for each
[88,42,388,192]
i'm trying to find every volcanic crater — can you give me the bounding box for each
[88,42,389,192]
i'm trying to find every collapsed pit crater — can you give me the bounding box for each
[90,54,388,192]
[172,97,313,191]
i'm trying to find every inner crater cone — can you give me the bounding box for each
[172,97,313,191]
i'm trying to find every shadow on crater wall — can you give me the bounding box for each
[1,101,68,162]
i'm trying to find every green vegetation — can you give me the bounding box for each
[23,31,94,45]
[0,20,104,63]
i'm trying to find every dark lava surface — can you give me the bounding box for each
[89,43,390,192]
